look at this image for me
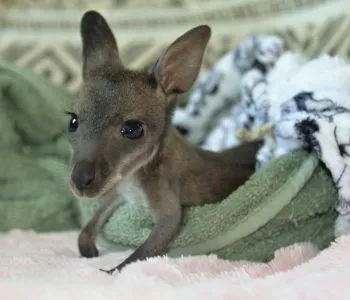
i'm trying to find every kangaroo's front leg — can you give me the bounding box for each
[101,188,182,274]
[78,192,124,258]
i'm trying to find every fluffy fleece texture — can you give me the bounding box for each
[1,230,350,300]
[173,35,350,238]
[172,35,284,146]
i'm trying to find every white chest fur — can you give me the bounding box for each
[116,176,149,206]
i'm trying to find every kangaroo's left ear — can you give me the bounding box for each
[80,10,123,78]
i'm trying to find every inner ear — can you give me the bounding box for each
[153,25,211,95]
[80,11,122,77]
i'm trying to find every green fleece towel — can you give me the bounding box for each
[79,150,338,261]
[0,58,78,232]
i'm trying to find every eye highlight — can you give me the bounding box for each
[65,111,79,132]
[121,120,144,140]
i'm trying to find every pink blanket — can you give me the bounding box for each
[0,230,347,299]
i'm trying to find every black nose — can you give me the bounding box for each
[71,161,95,191]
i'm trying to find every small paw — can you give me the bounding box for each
[78,231,99,258]
[334,214,350,238]
[79,243,99,258]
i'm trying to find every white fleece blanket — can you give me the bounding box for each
[1,229,350,300]
[173,35,350,238]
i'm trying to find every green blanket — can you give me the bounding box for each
[0,59,338,261]
[82,150,337,261]
[0,59,78,231]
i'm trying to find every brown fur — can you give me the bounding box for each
[69,11,260,274]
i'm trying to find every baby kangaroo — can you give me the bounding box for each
[68,11,260,274]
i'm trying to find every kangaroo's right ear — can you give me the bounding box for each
[152,25,211,95]
[80,11,122,78]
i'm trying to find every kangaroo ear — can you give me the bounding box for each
[153,25,211,95]
[80,11,122,77]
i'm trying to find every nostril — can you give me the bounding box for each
[85,175,94,186]
[71,161,95,190]
[83,171,95,187]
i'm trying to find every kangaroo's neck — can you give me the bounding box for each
[151,125,203,172]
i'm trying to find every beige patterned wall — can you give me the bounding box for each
[0,0,350,94]
[0,0,203,9]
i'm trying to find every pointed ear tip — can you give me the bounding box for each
[81,10,106,31]
[200,25,211,33]
[196,25,212,40]
[82,10,103,22]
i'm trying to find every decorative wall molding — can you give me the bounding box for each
[0,0,349,43]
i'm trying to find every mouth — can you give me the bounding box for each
[69,173,123,199]
[69,179,100,199]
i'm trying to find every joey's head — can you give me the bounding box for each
[68,11,211,198]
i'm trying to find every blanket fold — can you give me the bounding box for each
[85,150,337,261]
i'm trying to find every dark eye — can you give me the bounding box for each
[66,112,79,132]
[121,120,144,140]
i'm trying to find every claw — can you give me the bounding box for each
[99,267,116,275]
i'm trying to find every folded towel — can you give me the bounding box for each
[259,53,350,238]
[79,148,337,261]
